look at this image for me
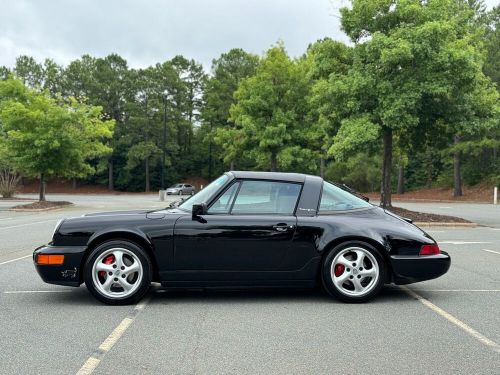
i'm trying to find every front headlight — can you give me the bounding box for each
[52,219,64,240]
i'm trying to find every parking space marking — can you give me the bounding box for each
[4,290,72,294]
[440,241,490,245]
[0,254,31,266]
[75,294,152,375]
[483,249,500,256]
[0,219,57,230]
[98,318,133,352]
[402,286,500,353]
[414,289,500,292]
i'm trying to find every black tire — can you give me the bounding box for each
[321,241,385,303]
[84,240,152,305]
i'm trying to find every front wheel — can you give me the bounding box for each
[84,240,152,305]
[322,241,385,303]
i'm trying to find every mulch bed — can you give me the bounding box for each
[387,206,471,223]
[11,201,73,210]
[0,197,36,201]
[366,183,496,203]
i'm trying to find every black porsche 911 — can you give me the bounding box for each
[33,171,450,304]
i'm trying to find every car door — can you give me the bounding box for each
[173,180,301,275]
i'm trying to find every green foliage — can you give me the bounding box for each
[0,0,498,195]
[227,44,311,171]
[325,152,382,192]
[0,79,114,190]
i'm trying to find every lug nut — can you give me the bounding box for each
[357,275,361,279]
[353,263,356,267]
[114,278,118,281]
[346,268,350,272]
[113,265,117,269]
[349,276,353,279]
[122,274,126,278]
[108,272,112,276]
[359,267,363,271]
[121,266,125,270]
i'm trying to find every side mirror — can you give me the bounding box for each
[192,203,207,220]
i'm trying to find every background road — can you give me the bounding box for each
[0,195,499,374]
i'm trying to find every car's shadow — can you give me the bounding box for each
[150,285,408,305]
[46,284,409,306]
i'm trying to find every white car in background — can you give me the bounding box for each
[166,183,195,195]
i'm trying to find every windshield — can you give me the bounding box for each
[178,174,229,211]
[170,184,183,188]
[319,181,372,211]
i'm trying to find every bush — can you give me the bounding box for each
[0,168,20,198]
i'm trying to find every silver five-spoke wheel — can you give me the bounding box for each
[91,248,143,299]
[330,246,379,297]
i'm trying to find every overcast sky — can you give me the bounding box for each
[0,0,498,71]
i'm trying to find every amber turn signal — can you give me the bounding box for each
[36,254,65,265]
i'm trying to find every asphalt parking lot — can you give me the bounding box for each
[0,195,499,374]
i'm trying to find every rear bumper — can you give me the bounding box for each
[33,245,87,287]
[390,251,451,285]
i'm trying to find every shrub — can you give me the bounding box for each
[0,167,20,198]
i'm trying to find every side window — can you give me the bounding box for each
[231,180,301,215]
[207,182,240,214]
[319,182,372,211]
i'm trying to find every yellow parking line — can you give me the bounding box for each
[98,318,133,352]
[401,286,500,353]
[75,295,152,375]
[76,357,101,375]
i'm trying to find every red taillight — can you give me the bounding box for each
[419,244,440,256]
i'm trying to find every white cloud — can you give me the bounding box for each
[0,0,347,69]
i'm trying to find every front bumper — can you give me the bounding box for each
[33,245,87,287]
[390,251,451,285]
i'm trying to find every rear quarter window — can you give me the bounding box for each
[319,182,372,212]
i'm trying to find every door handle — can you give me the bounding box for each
[273,224,295,232]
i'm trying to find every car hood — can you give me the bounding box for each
[83,209,151,217]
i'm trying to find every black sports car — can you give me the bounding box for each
[33,171,450,304]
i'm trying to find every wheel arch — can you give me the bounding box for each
[319,236,392,283]
[81,230,160,283]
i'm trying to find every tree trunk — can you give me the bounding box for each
[397,166,404,194]
[39,173,46,201]
[320,156,325,179]
[108,160,114,191]
[230,160,235,170]
[380,128,393,208]
[453,134,462,197]
[270,152,277,172]
[72,178,77,189]
[145,158,150,193]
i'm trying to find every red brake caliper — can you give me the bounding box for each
[334,264,345,277]
[98,255,115,279]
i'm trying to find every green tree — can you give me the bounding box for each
[227,44,310,171]
[202,48,259,177]
[0,78,114,200]
[306,38,353,177]
[332,0,498,206]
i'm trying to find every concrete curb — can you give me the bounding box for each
[413,222,477,228]
[9,203,74,212]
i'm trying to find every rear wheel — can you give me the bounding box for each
[84,240,152,305]
[322,241,385,303]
